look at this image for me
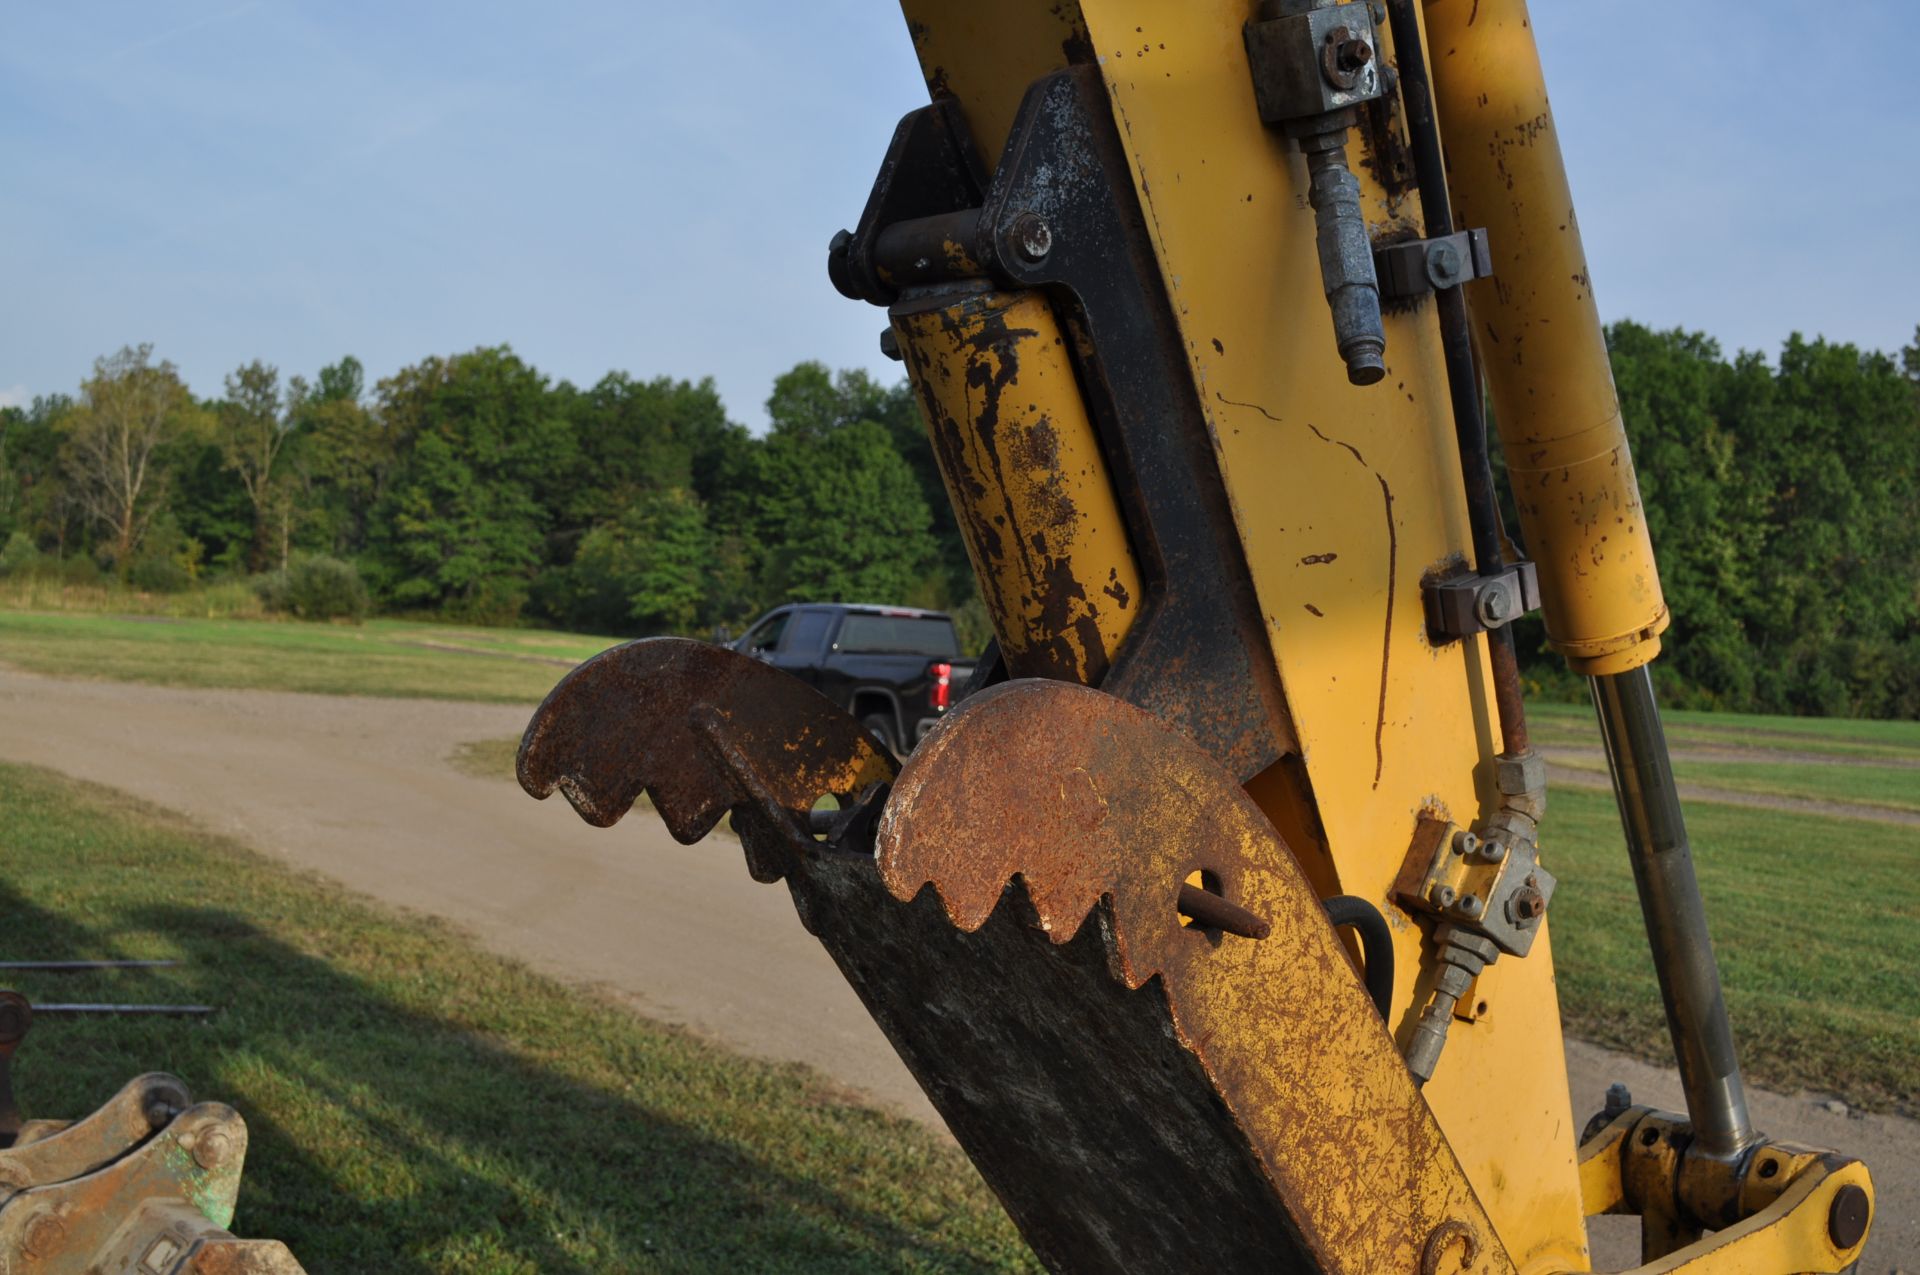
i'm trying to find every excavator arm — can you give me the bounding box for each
[520,2,1874,1270]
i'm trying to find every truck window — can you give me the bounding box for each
[781,610,834,655]
[835,614,959,656]
[743,612,788,652]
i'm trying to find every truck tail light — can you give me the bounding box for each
[928,661,952,710]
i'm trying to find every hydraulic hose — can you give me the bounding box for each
[1324,895,1395,1022]
[1383,0,1529,752]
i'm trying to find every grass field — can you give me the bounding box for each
[0,763,1033,1274]
[0,611,617,704]
[1545,787,1918,1116]
[5,610,1916,1137]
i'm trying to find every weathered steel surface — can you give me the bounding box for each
[877,680,1513,1274]
[0,1099,305,1273]
[0,1073,188,1192]
[517,638,897,882]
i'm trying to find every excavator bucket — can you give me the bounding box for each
[519,638,1510,1273]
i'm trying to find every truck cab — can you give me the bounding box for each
[732,603,977,753]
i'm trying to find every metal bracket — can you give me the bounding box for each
[1393,813,1555,959]
[1375,228,1493,299]
[1423,558,1540,641]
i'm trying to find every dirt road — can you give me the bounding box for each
[1,666,1911,1269]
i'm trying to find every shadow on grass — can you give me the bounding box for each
[0,882,1023,1273]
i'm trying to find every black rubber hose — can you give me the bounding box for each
[1383,0,1530,752]
[1323,895,1395,1021]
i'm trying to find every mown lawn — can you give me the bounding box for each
[1545,786,1920,1116]
[0,763,1034,1274]
[1527,698,1920,761]
[0,612,616,704]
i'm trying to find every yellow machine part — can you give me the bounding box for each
[891,287,1141,683]
[1425,0,1669,676]
[902,2,1589,1269]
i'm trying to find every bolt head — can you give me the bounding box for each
[1604,1081,1632,1112]
[22,1211,66,1258]
[191,1128,234,1171]
[1456,893,1485,919]
[1011,212,1052,263]
[1451,829,1478,858]
[1428,883,1456,909]
[1477,837,1508,864]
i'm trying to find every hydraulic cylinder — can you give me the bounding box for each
[1423,0,1668,677]
[890,285,1141,685]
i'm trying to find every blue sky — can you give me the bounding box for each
[3,2,1915,427]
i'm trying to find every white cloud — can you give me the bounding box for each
[0,385,28,410]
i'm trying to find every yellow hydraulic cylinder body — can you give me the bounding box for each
[900,4,1590,1270]
[892,287,1141,684]
[1424,0,1670,675]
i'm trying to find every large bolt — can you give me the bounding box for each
[1478,581,1514,626]
[1010,212,1053,264]
[1319,26,1374,89]
[1508,886,1546,927]
[21,1210,66,1258]
[191,1127,234,1172]
[1827,1183,1870,1249]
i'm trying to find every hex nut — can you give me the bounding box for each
[1494,750,1547,797]
[1507,886,1546,928]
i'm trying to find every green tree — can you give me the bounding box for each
[363,347,575,620]
[216,360,300,570]
[295,357,391,558]
[58,346,206,576]
[756,417,938,604]
[0,395,78,555]
[545,488,717,635]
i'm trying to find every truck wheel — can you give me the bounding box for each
[862,713,899,754]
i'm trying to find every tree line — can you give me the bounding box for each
[1,325,1914,718]
[0,345,974,640]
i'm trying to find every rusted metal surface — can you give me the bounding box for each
[517,638,896,882]
[893,286,1141,686]
[0,1098,305,1273]
[876,679,1512,1273]
[1175,881,1270,940]
[0,1073,188,1192]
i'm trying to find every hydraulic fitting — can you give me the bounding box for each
[1244,0,1389,385]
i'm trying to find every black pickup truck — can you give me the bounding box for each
[731,603,978,753]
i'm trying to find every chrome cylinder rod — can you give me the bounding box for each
[1590,665,1755,1157]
